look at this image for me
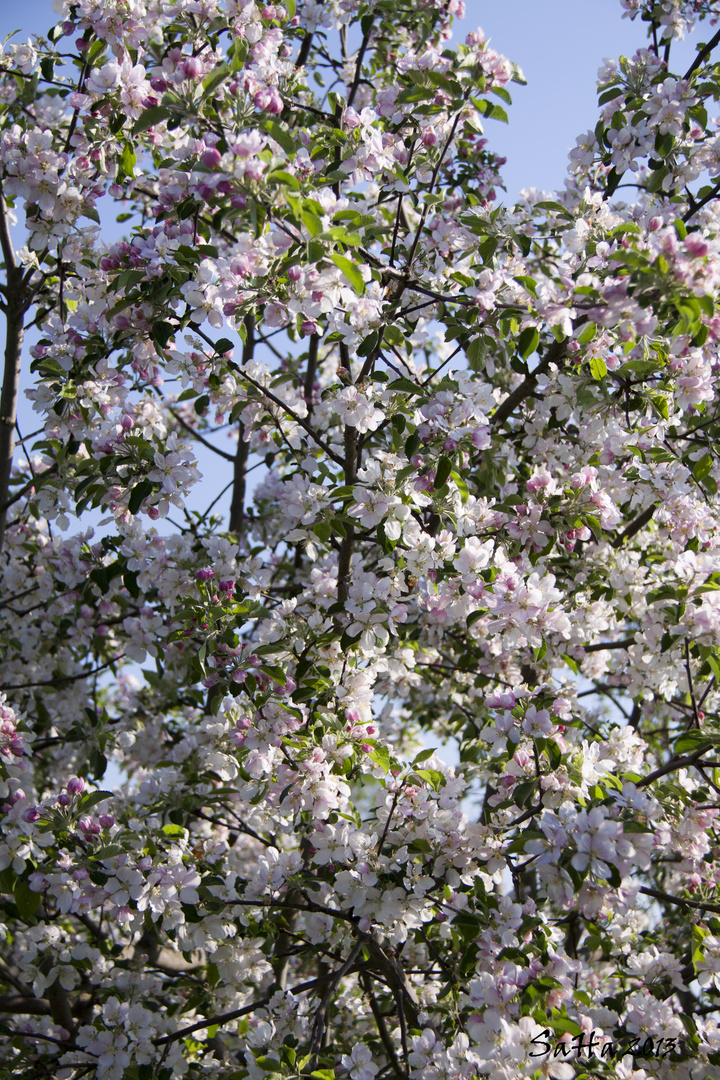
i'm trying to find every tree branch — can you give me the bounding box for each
[167,405,235,462]
[636,743,713,789]
[490,341,562,430]
[361,973,406,1080]
[612,503,656,547]
[347,20,373,109]
[0,189,25,556]
[582,638,636,653]
[683,27,720,80]
[303,333,319,418]
[153,969,360,1047]
[640,885,720,914]
[336,342,356,609]
[229,314,254,534]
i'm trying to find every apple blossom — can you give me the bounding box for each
[1,0,720,1077]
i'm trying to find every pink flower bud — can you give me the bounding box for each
[201,147,222,169]
[121,414,134,430]
[98,813,115,829]
[266,89,283,115]
[67,776,85,796]
[195,567,215,582]
[22,806,41,823]
[182,56,203,80]
[58,792,72,807]
[288,265,302,282]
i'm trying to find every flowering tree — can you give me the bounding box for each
[5,0,720,1078]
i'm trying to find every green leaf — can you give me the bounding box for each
[357,330,378,357]
[152,321,175,349]
[79,790,114,811]
[693,454,713,482]
[517,327,539,359]
[435,455,453,489]
[646,165,669,193]
[118,142,137,178]
[264,120,296,158]
[162,824,188,838]
[576,322,597,345]
[128,480,154,515]
[201,64,230,98]
[267,168,300,189]
[451,470,469,503]
[301,209,322,237]
[412,747,437,764]
[91,844,125,860]
[285,0,296,15]
[14,878,41,920]
[513,779,537,808]
[534,200,573,219]
[331,253,364,294]
[589,356,607,380]
[388,377,422,395]
[133,106,172,134]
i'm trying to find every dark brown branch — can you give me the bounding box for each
[0,464,58,513]
[308,941,363,1065]
[683,179,720,223]
[640,885,720,914]
[683,27,720,80]
[295,31,313,70]
[0,190,25,556]
[0,654,125,692]
[234,365,343,466]
[490,338,567,429]
[0,995,52,1015]
[582,638,636,653]
[0,1024,73,1048]
[336,342,356,609]
[303,333,319,418]
[612,503,656,547]
[167,406,235,462]
[685,637,701,728]
[347,20,373,109]
[360,932,419,1030]
[361,973,406,1080]
[636,743,713,789]
[154,969,358,1047]
[229,314,254,534]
